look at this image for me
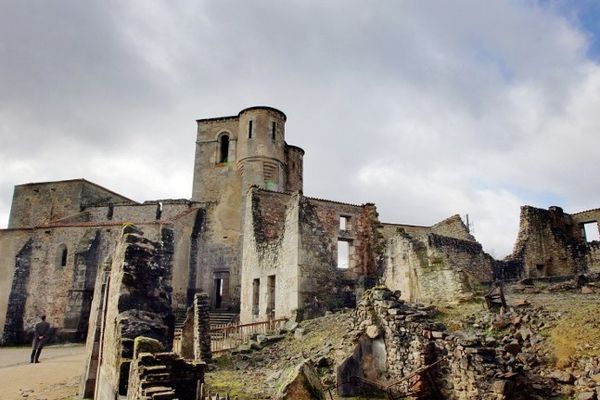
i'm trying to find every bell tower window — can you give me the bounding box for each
[219,135,229,163]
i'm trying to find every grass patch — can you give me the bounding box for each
[549,302,600,367]
[204,370,257,399]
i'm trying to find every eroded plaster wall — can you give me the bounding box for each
[240,189,299,323]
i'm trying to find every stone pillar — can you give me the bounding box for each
[193,293,212,362]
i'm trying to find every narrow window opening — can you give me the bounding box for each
[271,122,276,141]
[107,203,114,220]
[267,275,276,319]
[337,240,350,269]
[252,278,260,316]
[57,244,68,267]
[155,201,163,220]
[583,222,600,242]
[219,135,229,163]
[248,120,253,139]
[61,247,68,266]
[339,216,349,230]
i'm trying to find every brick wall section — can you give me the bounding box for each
[571,209,600,271]
[95,225,174,400]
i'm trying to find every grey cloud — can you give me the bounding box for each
[1,0,599,258]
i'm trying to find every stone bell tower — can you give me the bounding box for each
[190,106,304,311]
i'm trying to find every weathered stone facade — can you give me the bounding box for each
[239,188,382,323]
[81,225,177,399]
[2,106,599,347]
[505,205,600,279]
[382,214,494,304]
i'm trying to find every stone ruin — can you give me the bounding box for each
[0,106,599,398]
[80,224,205,399]
[2,106,600,348]
[338,286,541,400]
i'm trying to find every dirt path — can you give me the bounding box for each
[0,344,86,400]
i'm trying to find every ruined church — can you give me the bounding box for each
[1,106,600,345]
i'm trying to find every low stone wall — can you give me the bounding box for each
[338,287,523,399]
[127,337,205,400]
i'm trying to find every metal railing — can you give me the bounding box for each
[211,318,287,353]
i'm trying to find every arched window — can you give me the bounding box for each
[56,244,68,267]
[219,135,229,163]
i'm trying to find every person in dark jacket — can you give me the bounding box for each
[31,315,51,363]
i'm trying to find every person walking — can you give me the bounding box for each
[31,315,50,363]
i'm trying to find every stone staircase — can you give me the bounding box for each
[209,312,238,328]
[173,308,238,329]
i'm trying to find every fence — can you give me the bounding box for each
[211,318,287,353]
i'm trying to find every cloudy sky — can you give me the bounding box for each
[1,0,600,257]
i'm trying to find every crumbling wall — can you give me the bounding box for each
[126,337,204,400]
[384,228,493,304]
[572,208,600,272]
[380,215,473,243]
[94,225,174,400]
[63,229,102,341]
[240,189,299,323]
[240,189,381,323]
[430,214,475,242]
[508,206,588,278]
[8,180,133,229]
[297,198,381,317]
[339,287,521,400]
[1,238,33,344]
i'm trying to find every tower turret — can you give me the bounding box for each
[236,106,288,192]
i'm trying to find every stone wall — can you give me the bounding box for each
[8,179,133,229]
[240,189,299,323]
[380,214,474,243]
[92,225,174,400]
[1,238,33,344]
[126,337,205,400]
[508,206,588,278]
[572,208,600,271]
[297,197,381,318]
[430,215,475,242]
[240,188,381,323]
[0,190,207,343]
[339,287,521,400]
[383,223,493,304]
